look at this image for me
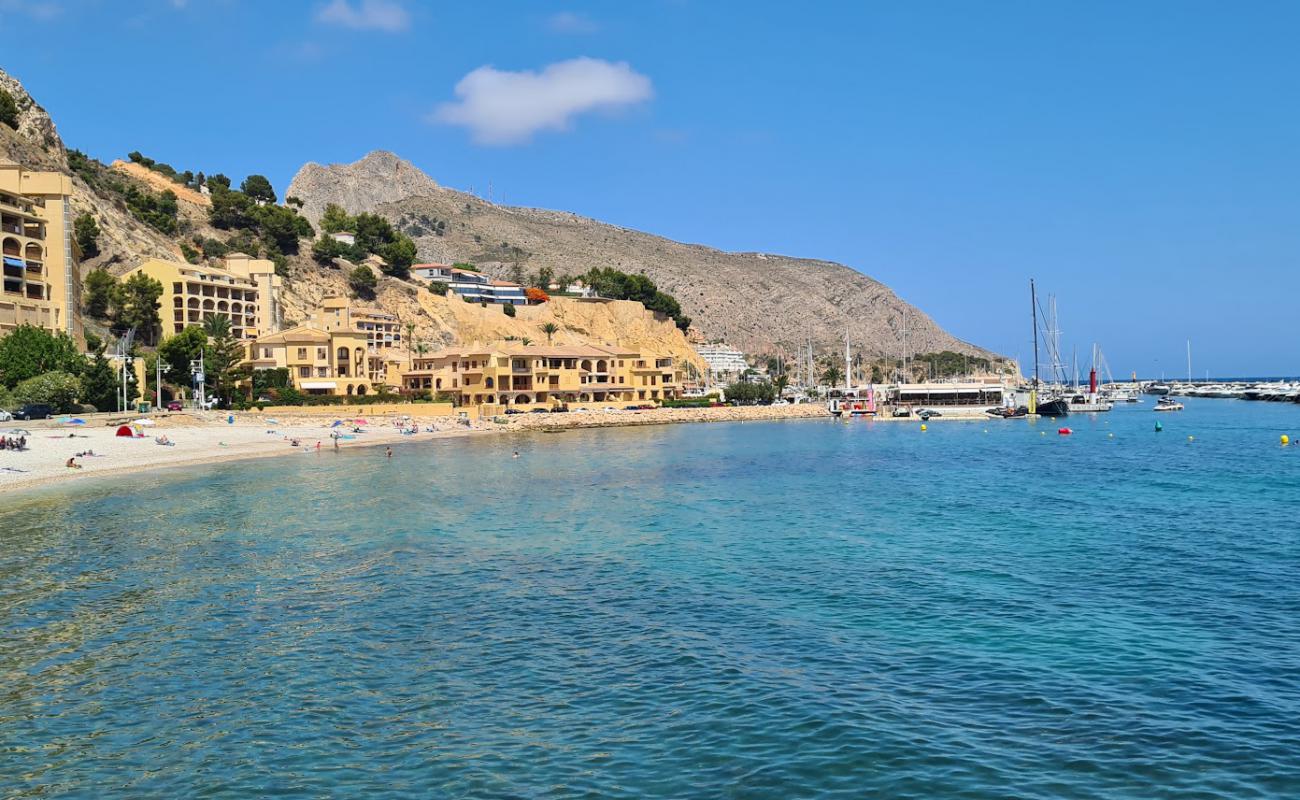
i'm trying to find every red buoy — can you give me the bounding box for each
[1058,427,1072,435]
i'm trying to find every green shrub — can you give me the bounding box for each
[12,371,81,412]
[503,302,516,317]
[74,213,100,257]
[0,89,18,129]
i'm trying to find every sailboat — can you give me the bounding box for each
[1066,343,1114,412]
[827,335,876,417]
[1029,279,1069,417]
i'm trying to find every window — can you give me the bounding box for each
[298,366,310,378]
[317,347,327,360]
[297,348,307,359]
[262,347,272,359]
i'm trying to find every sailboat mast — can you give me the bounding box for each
[1187,340,1192,384]
[844,335,851,389]
[1031,279,1040,388]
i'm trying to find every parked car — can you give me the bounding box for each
[166,401,183,411]
[0,409,11,422]
[12,403,53,421]
[529,408,550,414]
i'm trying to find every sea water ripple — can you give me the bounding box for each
[2,398,1299,798]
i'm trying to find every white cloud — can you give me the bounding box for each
[0,0,61,21]
[316,0,409,32]
[546,11,598,34]
[431,57,653,146]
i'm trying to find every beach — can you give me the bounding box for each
[0,403,831,492]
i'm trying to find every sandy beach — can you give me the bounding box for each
[0,404,832,492]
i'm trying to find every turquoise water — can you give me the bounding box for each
[3,399,1300,798]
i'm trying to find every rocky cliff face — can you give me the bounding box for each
[288,151,441,227]
[275,259,706,373]
[0,68,64,159]
[287,151,997,360]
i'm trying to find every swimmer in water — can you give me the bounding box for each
[386,446,393,458]
[512,451,520,458]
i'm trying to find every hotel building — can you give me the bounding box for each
[124,257,266,340]
[694,343,749,379]
[0,159,79,339]
[246,296,408,396]
[400,344,684,408]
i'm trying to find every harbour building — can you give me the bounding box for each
[0,159,79,339]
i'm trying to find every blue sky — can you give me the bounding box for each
[3,0,1298,375]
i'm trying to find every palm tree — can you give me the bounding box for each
[774,374,790,397]
[540,322,559,345]
[821,365,844,387]
[521,337,533,346]
[202,313,231,339]
[404,321,417,368]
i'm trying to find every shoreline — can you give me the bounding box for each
[1,404,831,493]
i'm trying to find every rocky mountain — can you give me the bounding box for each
[288,151,999,360]
[5,64,997,368]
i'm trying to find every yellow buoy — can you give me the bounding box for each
[920,424,927,432]
[1282,435,1291,446]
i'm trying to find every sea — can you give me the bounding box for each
[2,398,1299,798]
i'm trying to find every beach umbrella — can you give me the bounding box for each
[354,418,368,425]
[331,420,344,427]
[132,418,156,426]
[115,425,134,437]
[63,418,87,425]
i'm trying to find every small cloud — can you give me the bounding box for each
[431,57,653,146]
[546,11,598,34]
[0,0,61,21]
[316,0,409,32]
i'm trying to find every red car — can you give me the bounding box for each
[166,401,183,411]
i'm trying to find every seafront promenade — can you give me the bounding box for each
[0,404,831,491]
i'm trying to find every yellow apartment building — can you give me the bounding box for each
[400,344,684,408]
[224,252,282,335]
[246,324,376,396]
[311,295,402,351]
[125,257,264,340]
[0,159,79,340]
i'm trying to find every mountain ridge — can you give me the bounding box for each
[288,150,999,360]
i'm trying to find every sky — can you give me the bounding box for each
[3,0,1298,376]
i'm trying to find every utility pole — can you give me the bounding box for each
[191,349,207,411]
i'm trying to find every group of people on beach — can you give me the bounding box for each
[0,435,26,451]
